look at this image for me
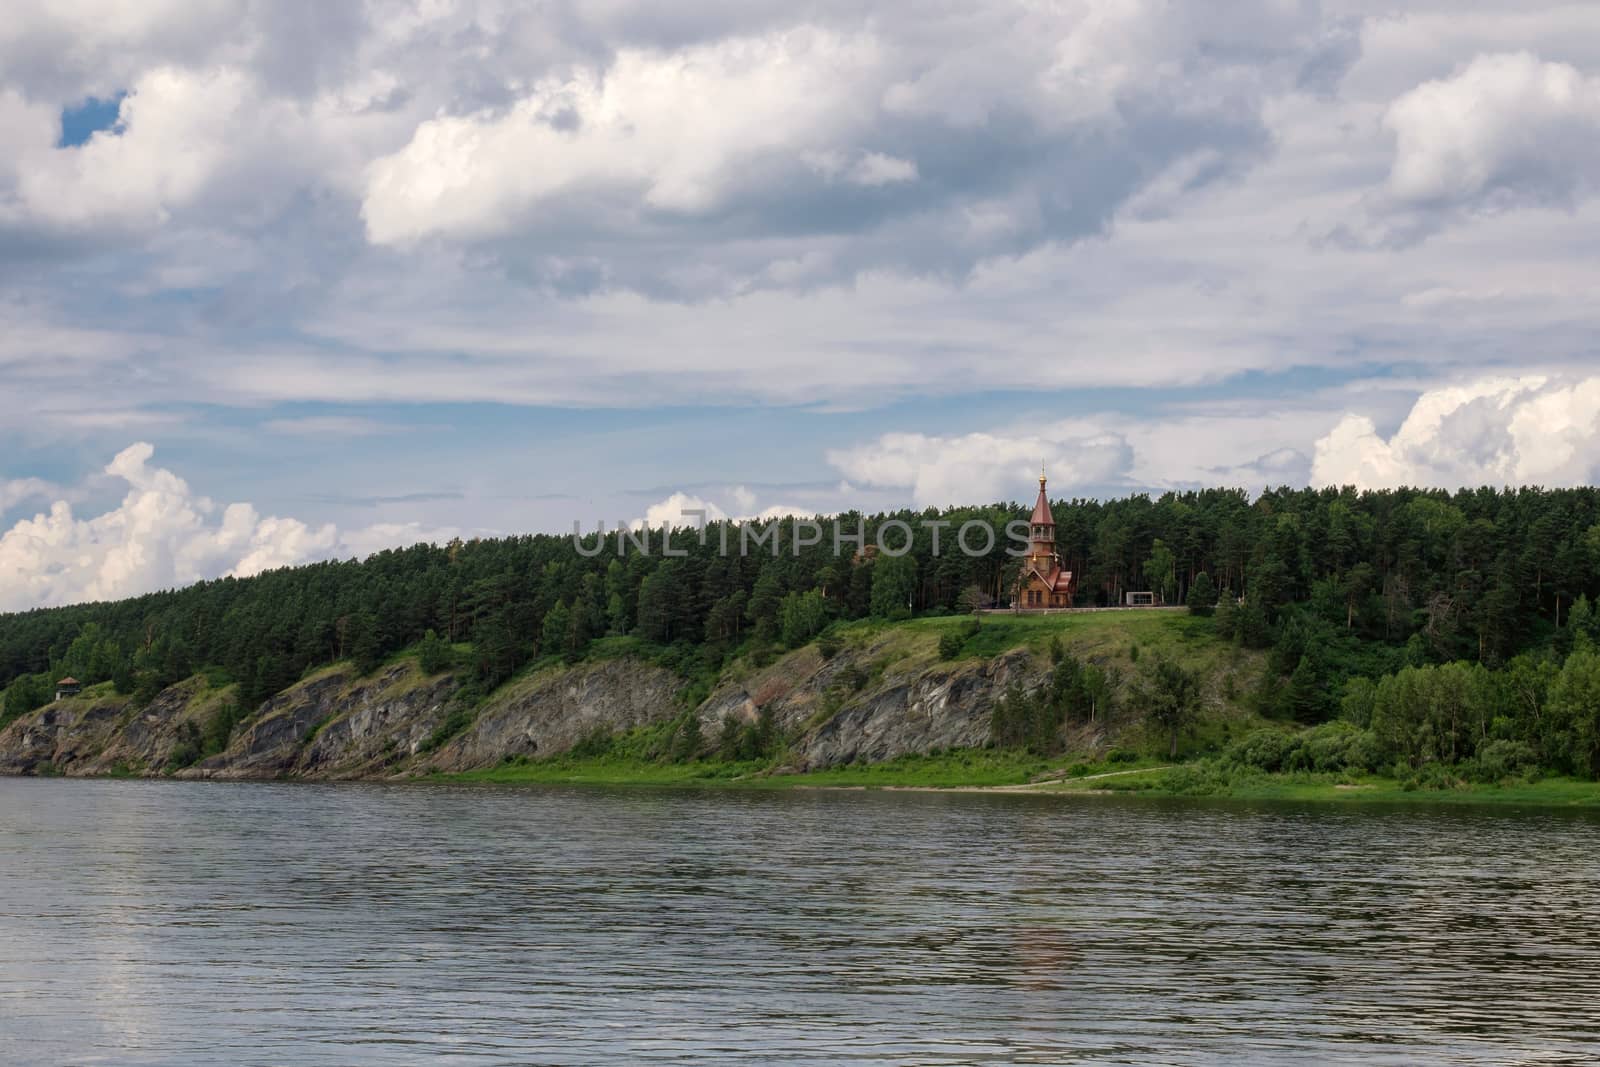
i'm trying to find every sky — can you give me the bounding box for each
[2,0,1600,611]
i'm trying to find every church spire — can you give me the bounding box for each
[1029,469,1055,528]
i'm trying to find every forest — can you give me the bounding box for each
[4,484,1600,776]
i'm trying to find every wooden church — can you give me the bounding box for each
[1014,469,1074,610]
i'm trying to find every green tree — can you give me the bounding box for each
[541,601,572,657]
[779,590,830,648]
[870,554,918,619]
[1143,539,1178,604]
[418,629,454,675]
[745,571,784,640]
[1549,650,1600,777]
[1186,572,1218,616]
[1133,655,1201,758]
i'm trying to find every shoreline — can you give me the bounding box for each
[10,759,1600,809]
[435,761,1600,808]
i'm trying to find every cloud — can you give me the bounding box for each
[353,1,1312,294]
[13,67,250,229]
[826,429,1134,508]
[0,443,337,611]
[336,521,464,560]
[0,443,476,611]
[363,28,884,243]
[6,1,1600,537]
[637,488,815,531]
[0,477,54,517]
[1360,52,1600,242]
[1311,376,1600,490]
[804,150,918,187]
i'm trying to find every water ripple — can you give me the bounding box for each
[2,780,1598,1065]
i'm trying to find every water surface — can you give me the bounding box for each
[2,779,1597,1065]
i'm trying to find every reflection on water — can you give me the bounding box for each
[2,778,1598,1065]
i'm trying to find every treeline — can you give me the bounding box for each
[5,485,1600,735]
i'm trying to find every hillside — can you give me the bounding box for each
[7,484,1600,793]
[0,611,1267,782]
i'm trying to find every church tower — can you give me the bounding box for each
[1027,466,1058,572]
[1015,466,1074,609]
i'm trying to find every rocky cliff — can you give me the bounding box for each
[0,629,1075,781]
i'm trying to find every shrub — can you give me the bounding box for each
[1469,739,1539,782]
[1154,762,1237,796]
[417,630,455,675]
[1226,729,1296,772]
[817,635,842,661]
[1298,721,1382,773]
[569,726,616,759]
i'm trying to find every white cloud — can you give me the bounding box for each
[336,521,464,560]
[0,443,338,611]
[641,492,727,531]
[14,66,250,228]
[0,443,481,612]
[805,150,918,186]
[1367,52,1600,240]
[0,477,54,517]
[1311,376,1600,490]
[826,429,1134,508]
[363,27,882,244]
[637,488,815,531]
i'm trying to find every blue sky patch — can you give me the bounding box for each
[58,93,126,148]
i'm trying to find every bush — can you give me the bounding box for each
[1226,723,1384,775]
[418,629,455,675]
[938,620,978,660]
[1226,729,1296,772]
[1468,739,1540,782]
[569,726,616,759]
[1296,721,1382,773]
[817,635,842,661]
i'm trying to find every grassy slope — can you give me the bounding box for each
[449,609,1259,788]
[441,611,1600,807]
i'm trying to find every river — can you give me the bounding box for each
[2,778,1597,1065]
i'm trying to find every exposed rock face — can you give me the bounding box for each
[695,641,1043,770]
[187,662,459,780]
[0,637,1052,780]
[0,699,127,775]
[295,670,456,779]
[422,658,685,773]
[0,682,216,777]
[790,650,1036,769]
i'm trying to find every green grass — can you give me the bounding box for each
[441,745,1600,807]
[762,749,1054,788]
[449,756,765,786]
[852,608,1221,666]
[444,747,1142,790]
[1044,764,1600,807]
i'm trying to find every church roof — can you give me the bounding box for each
[1029,475,1054,527]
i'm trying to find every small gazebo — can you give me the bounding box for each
[55,677,82,701]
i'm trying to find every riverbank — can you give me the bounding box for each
[440,754,1600,807]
